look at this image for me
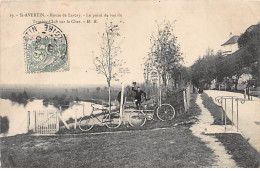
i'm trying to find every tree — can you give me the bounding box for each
[190,23,260,90]
[220,50,246,90]
[171,65,190,89]
[10,92,16,101]
[22,90,29,99]
[190,49,221,89]
[75,96,80,102]
[96,87,101,93]
[0,116,9,134]
[93,21,124,112]
[191,57,205,88]
[238,23,260,83]
[148,20,183,88]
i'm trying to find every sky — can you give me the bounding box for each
[1,0,260,87]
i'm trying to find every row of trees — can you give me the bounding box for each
[10,91,31,106]
[93,20,189,108]
[191,23,260,90]
[190,49,222,88]
[42,94,79,110]
[95,86,108,93]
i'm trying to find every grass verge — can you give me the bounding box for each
[201,93,232,125]
[202,92,260,168]
[58,94,200,134]
[214,134,260,168]
[1,93,216,168]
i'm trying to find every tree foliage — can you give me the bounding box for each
[238,23,260,80]
[190,23,260,89]
[191,49,221,88]
[0,116,9,134]
[93,21,124,111]
[9,90,30,106]
[96,87,101,93]
[93,21,124,86]
[148,21,183,87]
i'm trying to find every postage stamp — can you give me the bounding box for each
[23,23,69,73]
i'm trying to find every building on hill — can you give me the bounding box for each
[209,23,259,91]
[221,35,239,56]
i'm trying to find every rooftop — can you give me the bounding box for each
[221,36,240,46]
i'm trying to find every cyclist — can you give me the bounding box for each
[131,82,147,109]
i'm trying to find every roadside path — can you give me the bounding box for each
[205,90,260,153]
[190,94,237,167]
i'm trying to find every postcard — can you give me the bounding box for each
[0,0,260,168]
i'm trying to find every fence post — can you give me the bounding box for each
[237,99,239,132]
[183,89,187,112]
[120,82,124,119]
[58,106,70,130]
[215,96,244,132]
[74,108,77,130]
[221,97,223,124]
[56,110,59,132]
[34,111,36,133]
[83,104,85,115]
[231,97,234,126]
[224,98,227,131]
[187,85,190,109]
[27,111,30,133]
[39,111,41,134]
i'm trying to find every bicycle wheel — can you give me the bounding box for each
[156,104,175,121]
[79,115,94,131]
[141,108,154,121]
[105,112,121,129]
[129,110,146,127]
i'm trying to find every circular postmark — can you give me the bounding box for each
[23,23,69,73]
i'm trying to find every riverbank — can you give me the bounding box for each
[1,93,217,167]
[1,92,259,167]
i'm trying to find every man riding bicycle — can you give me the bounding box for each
[132,82,147,109]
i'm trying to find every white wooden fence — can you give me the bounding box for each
[28,110,59,134]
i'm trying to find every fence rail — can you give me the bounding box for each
[215,96,245,131]
[28,110,59,134]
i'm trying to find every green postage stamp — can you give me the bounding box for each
[23,23,69,73]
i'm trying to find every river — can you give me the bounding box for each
[0,99,111,137]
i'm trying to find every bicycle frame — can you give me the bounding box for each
[90,113,108,124]
[124,101,156,122]
[79,103,122,131]
[87,104,109,124]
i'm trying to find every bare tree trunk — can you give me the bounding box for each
[234,81,238,90]
[108,85,111,113]
[162,72,167,87]
[158,75,162,106]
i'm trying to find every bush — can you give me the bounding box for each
[165,88,184,107]
[0,116,9,134]
[9,91,30,106]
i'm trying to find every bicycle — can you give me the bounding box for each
[79,104,121,131]
[127,96,176,127]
